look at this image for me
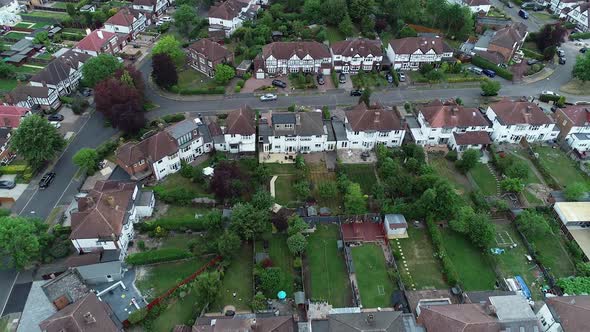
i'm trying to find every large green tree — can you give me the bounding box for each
[455,149,479,173]
[216,230,241,258]
[82,54,124,87]
[11,115,65,170]
[573,53,590,82]
[174,4,197,35]
[214,64,235,84]
[0,216,48,269]
[516,210,551,237]
[73,148,99,175]
[193,271,221,307]
[152,35,185,67]
[344,182,367,215]
[287,233,307,255]
[230,203,270,240]
[481,79,501,96]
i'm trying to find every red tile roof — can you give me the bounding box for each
[345,102,403,131]
[420,100,489,128]
[225,105,256,135]
[39,293,118,332]
[116,131,178,166]
[465,0,490,6]
[262,41,331,60]
[388,37,453,55]
[76,30,117,53]
[546,296,590,332]
[489,99,554,125]
[208,0,248,20]
[418,304,500,332]
[188,38,232,62]
[331,38,383,57]
[453,131,492,145]
[558,105,590,126]
[0,105,29,128]
[105,7,140,27]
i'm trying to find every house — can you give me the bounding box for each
[163,118,207,164]
[549,0,583,14]
[187,38,233,77]
[67,249,124,285]
[74,29,126,57]
[214,106,256,153]
[409,99,491,146]
[566,2,590,32]
[103,8,147,41]
[41,269,90,311]
[384,214,408,239]
[485,99,558,143]
[448,0,491,14]
[29,50,91,98]
[255,41,332,79]
[175,314,294,332]
[331,38,383,74]
[344,102,406,150]
[537,296,590,332]
[207,0,263,37]
[132,0,169,16]
[69,181,154,260]
[6,84,60,110]
[386,36,454,71]
[39,293,119,332]
[0,105,30,128]
[554,105,590,157]
[448,131,492,153]
[472,23,528,64]
[0,0,21,26]
[0,128,13,164]
[554,202,590,261]
[79,4,96,12]
[258,111,328,154]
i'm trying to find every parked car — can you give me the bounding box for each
[482,69,496,78]
[468,67,483,75]
[559,57,566,65]
[260,93,277,101]
[317,73,325,85]
[39,172,55,189]
[527,59,539,65]
[398,72,406,82]
[159,16,172,22]
[518,9,529,19]
[271,79,287,88]
[350,89,363,96]
[0,180,15,189]
[541,90,559,97]
[580,47,588,53]
[557,49,565,57]
[47,114,64,122]
[339,73,346,84]
[50,121,61,129]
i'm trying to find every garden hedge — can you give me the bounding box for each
[570,32,590,40]
[162,113,185,123]
[471,55,514,80]
[125,248,191,265]
[426,218,461,286]
[138,215,207,232]
[153,186,195,205]
[168,86,225,95]
[521,48,544,61]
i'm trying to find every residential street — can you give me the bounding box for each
[489,0,551,32]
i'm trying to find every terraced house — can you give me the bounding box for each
[255,41,332,79]
[331,38,383,74]
[132,0,170,16]
[386,36,454,70]
[344,102,406,150]
[258,111,328,154]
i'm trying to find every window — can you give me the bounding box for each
[315,144,321,147]
[442,128,452,134]
[354,131,359,135]
[158,160,163,164]
[379,132,388,137]
[231,134,236,138]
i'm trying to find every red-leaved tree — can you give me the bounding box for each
[209,161,249,201]
[152,53,178,89]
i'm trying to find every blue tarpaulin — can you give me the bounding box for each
[516,275,531,299]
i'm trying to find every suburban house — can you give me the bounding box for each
[485,99,558,143]
[0,0,21,26]
[258,111,328,154]
[471,23,528,64]
[554,202,590,261]
[549,0,583,15]
[331,38,383,74]
[448,131,492,153]
[408,99,491,146]
[0,105,30,128]
[254,41,332,79]
[448,0,491,14]
[213,106,256,153]
[163,118,207,164]
[537,296,590,332]
[39,293,119,332]
[344,102,406,150]
[74,29,125,57]
[175,315,294,331]
[29,50,91,99]
[69,181,154,260]
[566,2,590,32]
[6,84,60,110]
[67,249,124,285]
[187,38,234,77]
[0,128,13,165]
[386,36,454,70]
[132,0,169,16]
[555,105,590,157]
[207,0,266,37]
[103,7,147,41]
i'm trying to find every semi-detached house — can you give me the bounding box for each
[187,38,234,77]
[331,38,383,74]
[258,111,328,154]
[555,105,590,157]
[344,102,406,150]
[448,0,491,14]
[132,0,169,17]
[213,106,256,153]
[386,37,454,71]
[6,85,59,110]
[566,2,590,32]
[74,30,125,57]
[103,7,147,41]
[208,0,267,37]
[255,41,332,79]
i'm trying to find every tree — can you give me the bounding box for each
[214,64,235,84]
[293,181,310,200]
[349,0,374,22]
[32,31,50,47]
[259,267,284,297]
[0,216,48,269]
[505,160,529,180]
[516,210,551,237]
[536,23,567,51]
[82,54,124,87]
[152,35,185,67]
[209,161,246,201]
[565,183,586,201]
[216,230,241,258]
[193,271,221,307]
[466,214,495,249]
[321,0,348,26]
[287,216,308,236]
[11,115,65,170]
[344,183,367,215]
[73,148,99,175]
[573,53,590,82]
[501,177,524,193]
[287,233,307,255]
[455,149,479,173]
[359,88,371,106]
[0,62,16,79]
[251,291,267,311]
[152,53,178,88]
[339,14,354,37]
[450,206,475,233]
[114,101,147,135]
[318,181,338,199]
[303,0,322,23]
[94,76,145,135]
[230,203,269,240]
[174,4,197,35]
[252,190,274,211]
[481,79,501,96]
[398,25,418,38]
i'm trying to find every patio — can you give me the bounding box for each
[337,149,377,164]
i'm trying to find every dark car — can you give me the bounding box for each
[559,57,566,65]
[271,79,287,88]
[39,172,56,189]
[483,69,496,78]
[527,59,539,65]
[518,9,529,19]
[0,180,15,189]
[339,73,346,84]
[317,73,325,85]
[581,47,588,53]
[47,114,64,122]
[350,89,363,96]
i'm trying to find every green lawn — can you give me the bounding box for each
[268,235,295,297]
[326,26,344,43]
[525,225,575,278]
[532,12,555,22]
[340,164,377,195]
[22,10,69,20]
[0,316,9,332]
[442,230,497,290]
[533,146,590,188]
[4,32,27,40]
[136,257,208,300]
[307,224,351,307]
[469,162,497,196]
[31,22,52,29]
[351,72,389,89]
[266,163,297,175]
[0,79,17,92]
[154,172,211,197]
[174,69,218,90]
[523,189,543,206]
[212,243,253,312]
[274,175,297,206]
[14,65,43,74]
[393,226,447,290]
[429,154,473,194]
[507,151,543,185]
[159,234,197,251]
[151,290,201,332]
[14,22,33,28]
[351,244,396,308]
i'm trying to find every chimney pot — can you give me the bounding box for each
[451,107,459,116]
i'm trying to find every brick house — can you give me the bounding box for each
[74,30,126,57]
[386,37,454,71]
[187,38,233,77]
[254,41,332,79]
[555,105,590,156]
[330,38,383,74]
[473,23,528,64]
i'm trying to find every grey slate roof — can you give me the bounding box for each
[136,190,154,207]
[165,119,198,140]
[324,120,336,142]
[197,122,212,143]
[273,112,296,124]
[328,311,405,332]
[31,50,90,85]
[331,119,348,141]
[76,261,122,280]
[272,112,325,137]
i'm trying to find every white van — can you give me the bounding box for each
[469,67,483,75]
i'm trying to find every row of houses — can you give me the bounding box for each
[548,0,590,32]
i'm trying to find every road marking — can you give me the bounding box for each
[0,271,19,317]
[17,187,39,216]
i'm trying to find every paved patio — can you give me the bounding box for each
[337,150,377,164]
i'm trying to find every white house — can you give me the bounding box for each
[386,37,454,71]
[69,181,154,260]
[132,0,169,16]
[409,99,491,146]
[536,296,590,332]
[566,3,589,32]
[255,41,332,79]
[344,102,406,150]
[0,0,21,26]
[214,106,256,153]
[384,214,408,239]
[103,7,147,41]
[549,0,582,15]
[208,0,264,37]
[448,131,492,153]
[448,0,491,14]
[258,111,328,154]
[331,38,383,74]
[555,105,590,156]
[29,50,91,98]
[485,99,558,143]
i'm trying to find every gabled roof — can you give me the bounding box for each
[546,296,590,332]
[262,41,331,60]
[489,99,555,126]
[76,30,118,53]
[263,111,325,137]
[116,131,178,166]
[7,84,51,102]
[327,311,404,332]
[133,0,156,7]
[420,100,489,128]
[188,315,295,332]
[164,119,198,140]
[489,23,527,49]
[208,0,248,20]
[105,7,142,27]
[558,105,590,126]
[188,38,232,62]
[418,304,500,331]
[31,50,91,85]
[0,105,29,128]
[331,38,383,57]
[345,102,403,132]
[388,37,453,55]
[225,105,255,135]
[453,131,492,145]
[39,293,118,332]
[70,181,136,240]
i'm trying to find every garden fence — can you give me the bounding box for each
[514,227,560,293]
[32,6,67,12]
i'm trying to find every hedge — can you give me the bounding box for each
[153,186,195,205]
[446,76,485,83]
[162,113,185,123]
[139,215,207,232]
[426,218,461,286]
[168,85,225,95]
[125,248,192,265]
[529,153,561,189]
[0,164,28,174]
[521,48,544,61]
[471,55,514,80]
[570,32,590,40]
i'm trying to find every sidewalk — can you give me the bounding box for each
[521,66,556,84]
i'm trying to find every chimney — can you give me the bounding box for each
[106,195,115,207]
[83,312,96,324]
[400,117,406,129]
[525,105,532,114]
[296,114,301,126]
[97,30,103,39]
[366,313,375,326]
[374,111,380,123]
[451,107,459,116]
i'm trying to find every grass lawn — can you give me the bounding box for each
[525,226,575,278]
[351,244,396,308]
[0,79,17,92]
[469,162,497,196]
[136,257,208,300]
[350,72,389,89]
[212,243,253,312]
[36,53,53,60]
[14,22,33,28]
[560,79,590,95]
[14,65,43,74]
[308,163,341,213]
[23,10,69,20]
[154,172,211,197]
[274,175,297,206]
[393,226,447,290]
[523,189,543,206]
[429,154,472,194]
[442,230,497,290]
[0,316,8,332]
[307,224,351,307]
[532,12,555,22]
[507,150,543,185]
[533,146,590,188]
[4,32,27,40]
[159,234,198,251]
[266,163,297,175]
[326,26,344,43]
[340,164,377,195]
[268,235,295,297]
[174,68,217,89]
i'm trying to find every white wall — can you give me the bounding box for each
[219,133,256,152]
[486,106,557,143]
[411,111,491,146]
[0,0,21,26]
[153,153,181,180]
[536,303,561,332]
[386,43,452,71]
[566,134,590,152]
[71,221,133,260]
[265,134,327,153]
[345,129,406,150]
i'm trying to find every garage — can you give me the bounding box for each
[255,70,265,79]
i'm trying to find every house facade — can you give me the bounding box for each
[537,296,590,332]
[6,85,60,110]
[207,0,266,37]
[255,41,332,79]
[132,0,169,16]
[474,23,528,64]
[555,105,590,156]
[103,7,147,41]
[344,102,406,150]
[448,131,492,152]
[215,106,256,153]
[331,38,383,74]
[187,38,233,77]
[258,111,328,154]
[549,0,582,14]
[29,50,91,99]
[449,0,491,14]
[566,3,590,32]
[74,29,125,57]
[0,0,21,26]
[485,99,558,143]
[386,37,454,70]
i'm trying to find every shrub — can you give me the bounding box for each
[138,240,146,251]
[59,96,73,105]
[96,140,118,160]
[426,217,461,286]
[168,85,226,95]
[234,86,241,93]
[0,164,28,174]
[445,150,458,161]
[153,186,195,205]
[162,113,185,123]
[139,215,207,232]
[125,248,191,265]
[521,48,544,61]
[539,94,561,103]
[471,55,513,80]
[128,307,148,324]
[331,71,339,88]
[570,32,590,40]
[49,241,71,258]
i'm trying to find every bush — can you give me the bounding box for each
[49,240,70,258]
[162,113,185,123]
[140,215,207,232]
[59,96,73,105]
[570,32,590,40]
[128,307,148,324]
[153,186,195,205]
[539,94,561,103]
[426,217,461,286]
[331,71,339,88]
[96,140,118,160]
[521,48,544,61]
[445,150,458,161]
[0,164,28,174]
[471,55,514,80]
[125,248,191,265]
[168,85,226,95]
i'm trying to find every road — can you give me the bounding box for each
[489,0,552,32]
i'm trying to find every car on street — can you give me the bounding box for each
[541,90,559,96]
[482,69,496,78]
[0,180,15,189]
[39,172,55,189]
[339,73,346,84]
[350,89,363,96]
[518,9,529,19]
[47,114,64,122]
[527,59,539,65]
[317,73,325,85]
[260,93,277,101]
[557,49,565,57]
[50,121,61,129]
[271,79,287,88]
[468,67,483,75]
[559,57,566,65]
[398,72,406,82]
[580,47,588,53]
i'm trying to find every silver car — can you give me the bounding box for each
[260,93,277,101]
